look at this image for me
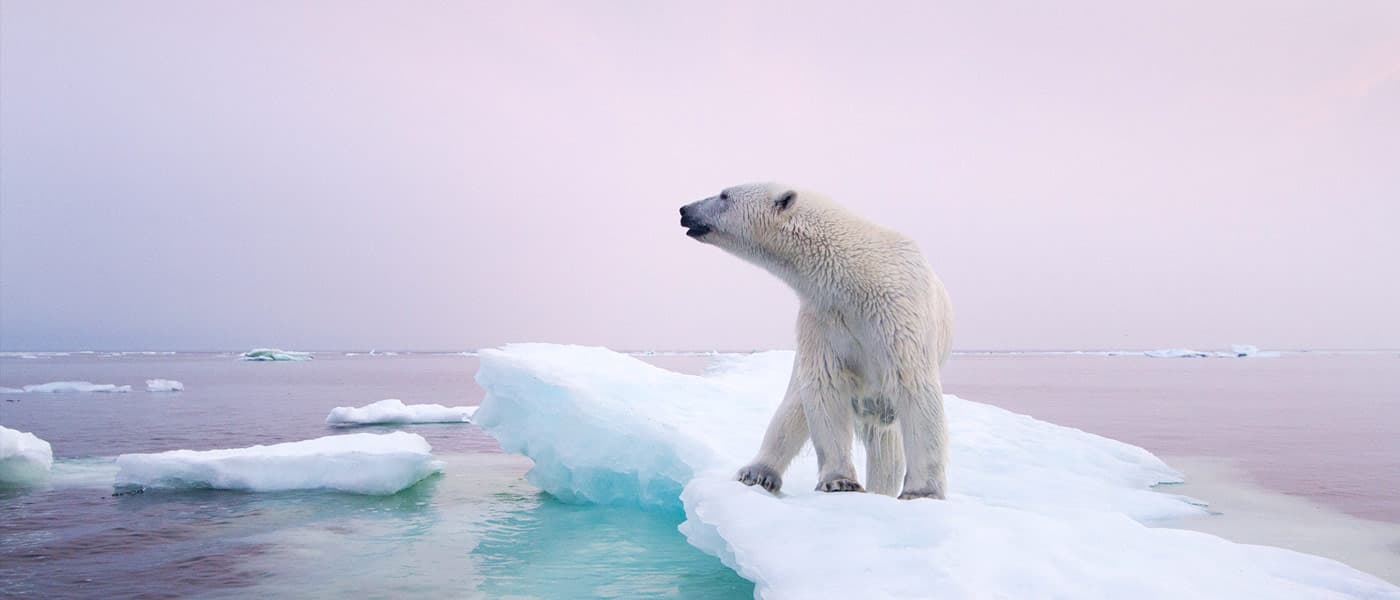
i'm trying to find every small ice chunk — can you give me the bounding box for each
[1228,344,1281,358]
[145,379,185,392]
[1145,348,1213,358]
[241,348,313,361]
[0,425,54,486]
[22,381,132,393]
[325,399,477,426]
[114,432,442,495]
[1,387,23,394]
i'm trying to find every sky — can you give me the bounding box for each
[1,1,1397,351]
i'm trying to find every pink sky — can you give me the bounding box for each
[1,1,1396,351]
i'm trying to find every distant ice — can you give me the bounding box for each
[0,386,22,394]
[145,379,184,392]
[21,381,132,393]
[325,399,477,426]
[1227,344,1282,358]
[114,432,443,495]
[475,344,1398,600]
[1145,345,1281,359]
[241,348,313,361]
[0,426,54,486]
[1145,348,1215,358]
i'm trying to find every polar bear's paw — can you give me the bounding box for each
[816,477,865,493]
[737,464,783,494]
[898,488,945,500]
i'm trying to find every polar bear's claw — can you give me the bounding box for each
[816,477,865,493]
[898,488,945,500]
[737,464,783,494]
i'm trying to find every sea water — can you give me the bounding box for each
[1,351,1396,596]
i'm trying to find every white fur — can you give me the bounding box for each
[680,183,953,498]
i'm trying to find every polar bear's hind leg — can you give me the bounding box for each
[860,421,904,497]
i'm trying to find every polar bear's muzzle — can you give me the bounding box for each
[679,205,712,238]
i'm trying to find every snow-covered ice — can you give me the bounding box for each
[20,381,132,393]
[0,386,22,394]
[241,348,313,361]
[0,426,54,486]
[145,379,184,392]
[325,399,477,426]
[474,343,1399,600]
[114,432,442,495]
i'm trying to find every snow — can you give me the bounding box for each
[325,399,477,426]
[0,426,54,486]
[114,432,443,495]
[474,343,1399,600]
[0,387,22,394]
[145,379,184,392]
[21,381,132,393]
[241,348,313,361]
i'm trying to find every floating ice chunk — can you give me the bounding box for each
[0,386,22,394]
[1145,348,1214,358]
[1227,344,1282,358]
[325,399,477,426]
[475,344,1399,599]
[241,348,313,361]
[145,379,184,392]
[21,381,132,393]
[114,432,442,495]
[0,426,54,486]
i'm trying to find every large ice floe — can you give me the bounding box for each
[325,399,477,426]
[19,381,132,393]
[0,426,54,486]
[240,348,313,361]
[114,432,442,495]
[474,344,1399,600]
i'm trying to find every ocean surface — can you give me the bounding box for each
[1,351,1397,597]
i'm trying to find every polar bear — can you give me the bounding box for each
[679,183,953,499]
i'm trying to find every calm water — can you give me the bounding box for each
[1,351,1397,597]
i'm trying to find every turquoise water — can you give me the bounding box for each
[1,354,752,599]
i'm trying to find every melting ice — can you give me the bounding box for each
[474,343,1398,599]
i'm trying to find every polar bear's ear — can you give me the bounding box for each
[775,190,796,211]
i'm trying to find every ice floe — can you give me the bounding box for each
[1145,345,1281,359]
[0,426,54,486]
[241,348,313,361]
[114,432,442,495]
[145,379,185,392]
[325,399,477,426]
[474,343,1399,600]
[20,381,132,393]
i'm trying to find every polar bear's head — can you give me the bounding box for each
[678,183,803,260]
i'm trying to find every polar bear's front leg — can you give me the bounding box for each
[897,379,949,500]
[736,368,809,494]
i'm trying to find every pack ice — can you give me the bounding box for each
[325,398,477,425]
[240,348,313,361]
[0,426,53,486]
[474,344,1398,600]
[114,432,442,495]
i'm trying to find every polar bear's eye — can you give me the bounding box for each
[720,192,730,201]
